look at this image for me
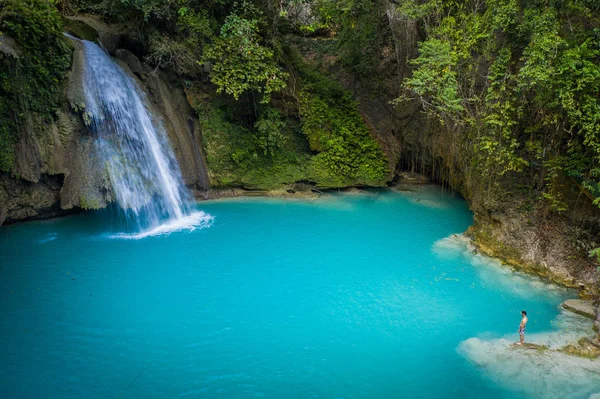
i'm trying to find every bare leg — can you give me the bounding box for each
[516,332,524,345]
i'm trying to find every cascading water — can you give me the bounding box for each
[74,38,211,235]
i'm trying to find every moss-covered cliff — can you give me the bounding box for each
[186,51,390,190]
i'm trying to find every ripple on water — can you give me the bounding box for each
[39,233,58,243]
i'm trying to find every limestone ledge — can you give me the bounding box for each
[468,224,599,294]
[562,299,597,320]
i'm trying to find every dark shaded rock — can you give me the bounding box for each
[115,49,144,77]
[62,17,99,42]
[63,15,143,56]
[0,174,62,223]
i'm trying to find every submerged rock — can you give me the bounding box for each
[469,213,600,290]
[510,342,549,351]
[460,336,600,399]
[459,308,600,399]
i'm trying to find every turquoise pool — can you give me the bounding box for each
[1,188,597,399]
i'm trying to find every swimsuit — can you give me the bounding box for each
[519,326,526,335]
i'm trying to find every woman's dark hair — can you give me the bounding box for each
[521,310,527,316]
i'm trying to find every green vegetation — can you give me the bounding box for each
[2,0,598,199]
[193,53,389,189]
[65,0,290,100]
[309,0,383,77]
[202,5,288,103]
[2,0,599,255]
[195,99,310,189]
[0,0,71,172]
[295,55,388,186]
[1,0,387,189]
[393,0,600,213]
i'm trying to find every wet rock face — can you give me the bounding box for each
[1,106,111,224]
[0,175,62,223]
[1,37,112,224]
[114,49,210,191]
[470,210,600,289]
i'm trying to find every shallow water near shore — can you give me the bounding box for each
[1,188,598,399]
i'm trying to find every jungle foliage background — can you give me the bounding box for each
[2,0,600,257]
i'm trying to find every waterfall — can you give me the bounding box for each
[76,38,209,234]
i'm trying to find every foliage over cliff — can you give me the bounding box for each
[286,0,600,268]
[0,0,385,188]
[5,0,600,209]
[191,52,388,189]
[0,0,71,172]
[202,5,288,104]
[391,0,600,213]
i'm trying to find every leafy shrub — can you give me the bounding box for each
[202,7,288,103]
[254,107,287,156]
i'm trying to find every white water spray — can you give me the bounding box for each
[77,38,205,233]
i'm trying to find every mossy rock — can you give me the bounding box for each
[558,338,600,359]
[510,342,549,352]
[63,18,99,42]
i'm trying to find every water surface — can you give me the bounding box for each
[1,188,598,398]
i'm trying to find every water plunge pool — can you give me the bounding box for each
[1,188,598,399]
